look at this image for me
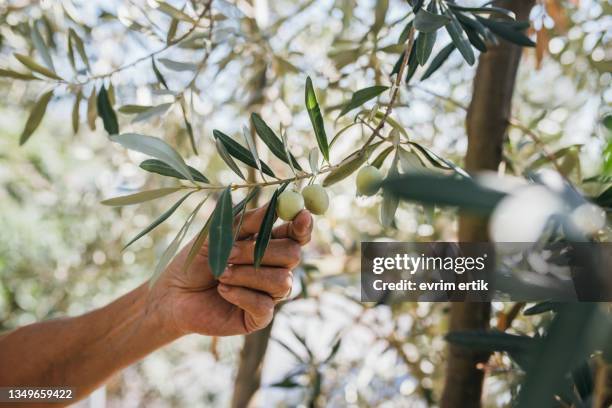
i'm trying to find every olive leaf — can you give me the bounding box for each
[152,58,169,89]
[322,145,380,188]
[371,146,394,169]
[305,77,329,162]
[87,86,97,130]
[111,133,195,183]
[213,130,275,177]
[421,42,456,80]
[372,0,389,34]
[30,21,54,71]
[417,29,437,66]
[150,196,208,288]
[158,58,198,72]
[0,69,38,80]
[476,16,535,47]
[208,187,234,278]
[338,85,389,118]
[251,113,302,170]
[102,187,184,206]
[119,105,152,114]
[448,3,516,19]
[381,152,400,228]
[19,89,53,145]
[132,103,173,123]
[280,129,297,177]
[68,28,90,70]
[253,186,283,269]
[97,85,119,135]
[140,159,209,183]
[14,53,62,80]
[414,9,450,33]
[382,174,505,214]
[242,124,263,174]
[444,9,475,65]
[216,137,246,180]
[309,148,319,175]
[123,191,195,249]
[155,1,195,23]
[72,90,82,134]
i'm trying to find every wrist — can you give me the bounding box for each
[136,283,184,344]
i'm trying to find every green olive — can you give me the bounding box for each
[356,165,383,196]
[276,190,304,221]
[302,184,329,215]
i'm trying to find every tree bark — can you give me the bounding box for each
[231,321,274,408]
[440,1,535,407]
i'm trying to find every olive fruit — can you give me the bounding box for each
[276,190,304,221]
[302,184,329,215]
[356,165,383,196]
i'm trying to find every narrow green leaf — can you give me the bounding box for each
[414,9,450,33]
[68,28,90,70]
[421,42,455,80]
[398,148,428,173]
[101,187,184,206]
[371,146,394,169]
[254,187,282,269]
[309,148,319,175]
[31,21,54,71]
[208,187,234,278]
[305,77,329,162]
[448,4,516,19]
[140,159,209,183]
[242,124,262,173]
[111,133,194,183]
[382,173,505,214]
[0,69,38,80]
[477,16,535,47]
[213,130,275,177]
[251,113,302,170]
[444,9,475,65]
[381,152,400,227]
[183,216,212,273]
[152,58,169,89]
[123,191,194,249]
[280,128,297,177]
[14,53,62,80]
[132,103,172,123]
[166,17,179,44]
[97,85,119,135]
[446,330,537,353]
[72,89,82,134]
[151,197,207,287]
[119,104,152,114]
[158,58,198,72]
[87,86,97,130]
[19,89,53,145]
[417,30,437,66]
[372,0,389,34]
[155,1,195,23]
[216,138,246,180]
[523,301,561,316]
[338,85,389,118]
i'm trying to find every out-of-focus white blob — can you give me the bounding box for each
[536,169,566,193]
[570,203,606,235]
[490,185,565,252]
[476,172,528,194]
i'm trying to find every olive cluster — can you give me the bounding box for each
[276,165,383,221]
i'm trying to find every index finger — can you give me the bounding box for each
[271,210,313,245]
[234,204,270,240]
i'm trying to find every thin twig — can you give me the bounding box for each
[359,26,416,154]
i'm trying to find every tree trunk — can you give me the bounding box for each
[231,321,274,408]
[440,1,534,407]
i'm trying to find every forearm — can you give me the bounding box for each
[0,284,180,402]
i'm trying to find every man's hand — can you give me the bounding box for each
[150,205,313,337]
